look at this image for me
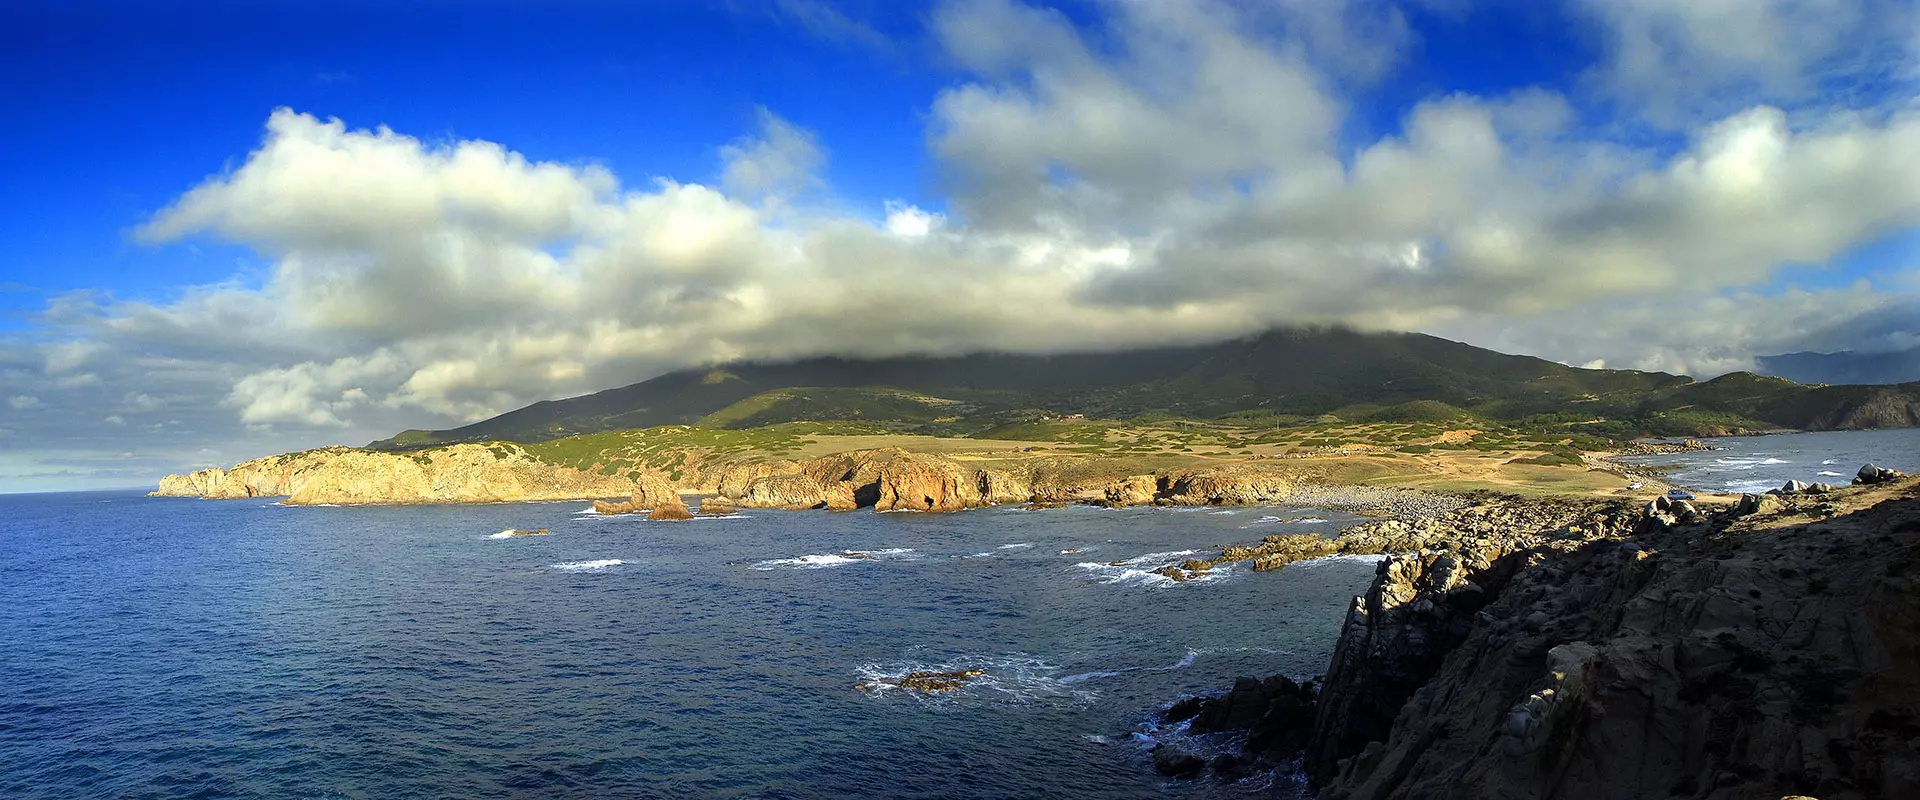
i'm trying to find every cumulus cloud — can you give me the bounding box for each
[1580,0,1919,126]
[4,0,1917,488]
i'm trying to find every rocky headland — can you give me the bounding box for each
[151,443,638,505]
[152,443,1459,514]
[1158,471,1920,800]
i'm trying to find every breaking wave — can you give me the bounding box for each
[1058,649,1200,684]
[1074,550,1233,588]
[548,559,623,572]
[752,548,918,571]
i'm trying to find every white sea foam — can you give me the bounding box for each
[488,530,517,539]
[1058,670,1123,684]
[1818,471,1846,477]
[1247,514,1329,526]
[1064,648,1203,683]
[752,548,917,570]
[997,543,1034,550]
[1823,459,1837,465]
[1121,550,1198,564]
[549,559,623,572]
[1075,551,1231,588]
[1291,553,1389,568]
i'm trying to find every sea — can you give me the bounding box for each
[1,495,1373,799]
[4,428,1913,799]
[1609,427,1920,495]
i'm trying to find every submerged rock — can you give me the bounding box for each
[1151,744,1207,777]
[500,528,549,537]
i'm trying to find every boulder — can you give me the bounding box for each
[1855,463,1905,485]
[698,499,738,516]
[1151,744,1206,777]
[1733,493,1784,517]
[1779,479,1811,494]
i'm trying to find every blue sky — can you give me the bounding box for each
[1,0,1916,492]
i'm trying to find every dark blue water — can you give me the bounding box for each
[1612,428,1920,495]
[0,495,1380,799]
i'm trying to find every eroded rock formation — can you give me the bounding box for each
[1173,478,1920,800]
[150,444,637,505]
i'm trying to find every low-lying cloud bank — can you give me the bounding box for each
[3,0,1917,489]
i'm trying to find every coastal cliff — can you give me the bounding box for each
[723,448,1312,511]
[1171,477,1920,800]
[150,443,640,505]
[153,443,1345,510]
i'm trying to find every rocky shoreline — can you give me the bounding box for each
[151,444,1460,515]
[1154,468,1920,800]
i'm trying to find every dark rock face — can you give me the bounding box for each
[1306,479,1920,800]
[1184,675,1319,757]
[1306,537,1543,784]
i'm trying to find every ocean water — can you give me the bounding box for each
[0,496,1379,799]
[1611,428,1920,495]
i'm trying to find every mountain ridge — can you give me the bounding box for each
[369,327,1920,450]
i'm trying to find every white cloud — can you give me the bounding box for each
[3,0,1915,489]
[9,396,42,410]
[1580,0,1918,126]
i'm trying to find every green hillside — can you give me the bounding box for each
[368,327,1920,450]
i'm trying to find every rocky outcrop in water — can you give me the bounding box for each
[1175,478,1920,800]
[647,496,693,521]
[855,669,985,694]
[589,472,681,514]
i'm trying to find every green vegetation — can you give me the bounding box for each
[365,327,1919,451]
